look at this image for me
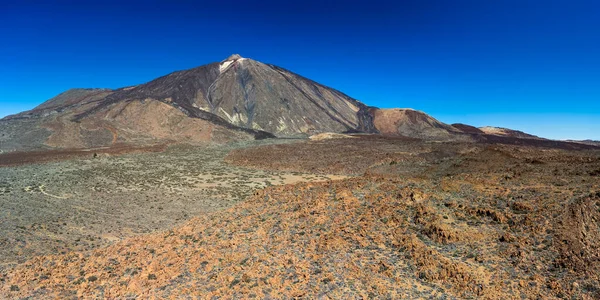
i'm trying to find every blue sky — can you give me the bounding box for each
[1,0,599,140]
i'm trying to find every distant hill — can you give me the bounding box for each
[372,109,465,140]
[478,126,542,139]
[565,139,600,146]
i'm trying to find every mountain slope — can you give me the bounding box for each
[73,54,374,136]
[372,108,463,140]
[479,126,542,139]
[451,123,485,134]
[4,88,113,120]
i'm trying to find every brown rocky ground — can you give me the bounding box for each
[1,136,599,299]
[0,143,168,167]
[0,140,343,272]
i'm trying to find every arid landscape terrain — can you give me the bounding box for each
[1,54,599,299]
[0,135,598,299]
[5,0,600,297]
[0,139,345,269]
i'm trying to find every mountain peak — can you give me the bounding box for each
[224,54,243,61]
[219,54,246,73]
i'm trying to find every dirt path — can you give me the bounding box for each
[104,124,119,144]
[38,184,71,199]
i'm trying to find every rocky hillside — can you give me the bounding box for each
[71,54,377,136]
[451,123,485,134]
[372,108,464,140]
[479,126,542,139]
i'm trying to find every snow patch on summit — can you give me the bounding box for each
[219,54,247,73]
[219,60,233,73]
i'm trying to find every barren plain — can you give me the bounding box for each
[0,136,599,299]
[0,140,342,272]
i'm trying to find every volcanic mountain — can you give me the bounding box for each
[0,54,576,152]
[1,55,383,151]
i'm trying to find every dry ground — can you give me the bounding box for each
[1,136,599,299]
[0,140,342,272]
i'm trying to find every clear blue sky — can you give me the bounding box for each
[1,0,599,140]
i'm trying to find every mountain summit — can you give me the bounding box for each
[223,54,243,61]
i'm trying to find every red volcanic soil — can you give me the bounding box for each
[451,123,484,134]
[0,144,168,167]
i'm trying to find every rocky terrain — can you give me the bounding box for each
[1,55,598,299]
[0,136,598,299]
[0,140,344,272]
[479,126,542,139]
[372,108,465,140]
